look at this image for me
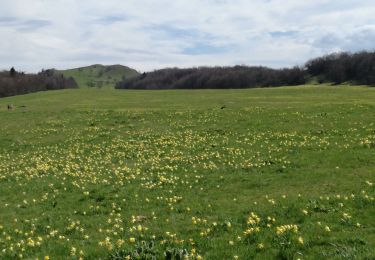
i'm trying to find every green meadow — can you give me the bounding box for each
[0,85,374,259]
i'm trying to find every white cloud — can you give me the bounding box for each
[0,0,374,72]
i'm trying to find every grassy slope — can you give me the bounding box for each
[58,64,139,88]
[0,85,374,259]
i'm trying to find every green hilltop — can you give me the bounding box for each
[58,64,139,88]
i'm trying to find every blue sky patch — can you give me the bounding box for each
[269,31,298,38]
[182,43,232,55]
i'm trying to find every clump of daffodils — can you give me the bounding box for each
[247,212,261,225]
[276,224,298,235]
[243,227,260,236]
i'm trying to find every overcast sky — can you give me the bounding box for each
[0,0,374,72]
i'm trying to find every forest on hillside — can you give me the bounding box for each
[1,51,374,97]
[116,51,375,89]
[0,68,77,98]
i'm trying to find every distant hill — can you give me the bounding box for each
[58,64,139,88]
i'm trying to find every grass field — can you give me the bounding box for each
[0,85,374,259]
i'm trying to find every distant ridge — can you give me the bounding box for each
[116,51,375,89]
[58,64,139,88]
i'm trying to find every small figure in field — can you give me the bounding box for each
[7,104,14,110]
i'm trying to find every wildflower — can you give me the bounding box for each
[137,225,142,232]
[247,212,261,225]
[116,239,125,247]
[298,236,304,245]
[276,224,298,235]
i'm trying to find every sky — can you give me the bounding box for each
[0,0,374,72]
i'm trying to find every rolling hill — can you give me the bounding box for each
[58,64,139,88]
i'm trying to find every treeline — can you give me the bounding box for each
[0,68,77,98]
[116,66,306,89]
[306,51,375,85]
[116,51,375,89]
